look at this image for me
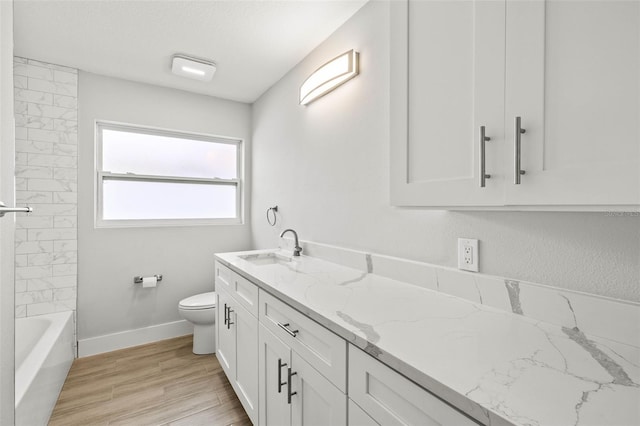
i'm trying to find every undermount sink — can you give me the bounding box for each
[239,252,293,266]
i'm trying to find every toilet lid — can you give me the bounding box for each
[179,292,216,310]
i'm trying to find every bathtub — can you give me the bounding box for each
[15,312,75,426]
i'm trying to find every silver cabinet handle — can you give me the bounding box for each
[287,367,297,404]
[514,117,526,184]
[0,201,32,218]
[277,358,287,393]
[277,322,299,338]
[479,126,491,188]
[223,303,228,325]
[226,306,234,329]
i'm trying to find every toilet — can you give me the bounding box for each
[178,292,216,355]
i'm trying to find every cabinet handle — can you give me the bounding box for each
[479,126,491,188]
[227,306,234,329]
[277,322,299,338]
[223,303,228,325]
[277,358,287,393]
[287,367,297,404]
[514,116,526,184]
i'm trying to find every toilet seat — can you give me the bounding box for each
[179,292,216,310]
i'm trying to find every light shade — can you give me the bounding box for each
[171,55,217,82]
[299,49,359,105]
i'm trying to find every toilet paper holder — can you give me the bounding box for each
[134,275,163,284]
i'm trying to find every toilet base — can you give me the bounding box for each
[192,323,216,355]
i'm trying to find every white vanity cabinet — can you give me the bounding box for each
[258,324,347,426]
[348,346,479,426]
[258,289,347,426]
[215,262,259,424]
[390,0,639,209]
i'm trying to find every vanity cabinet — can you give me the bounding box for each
[215,263,259,424]
[348,346,478,426]
[258,323,347,426]
[390,0,639,209]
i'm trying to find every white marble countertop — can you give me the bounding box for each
[215,249,640,426]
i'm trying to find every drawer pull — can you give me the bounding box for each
[514,116,526,184]
[479,125,491,188]
[278,358,287,393]
[226,306,234,329]
[277,322,299,338]
[287,367,297,404]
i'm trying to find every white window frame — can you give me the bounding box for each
[95,121,244,228]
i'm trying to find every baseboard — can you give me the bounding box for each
[77,320,194,357]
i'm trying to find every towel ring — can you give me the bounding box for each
[266,206,278,226]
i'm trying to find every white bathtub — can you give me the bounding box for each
[15,312,75,426]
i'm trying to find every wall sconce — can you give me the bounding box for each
[299,49,359,106]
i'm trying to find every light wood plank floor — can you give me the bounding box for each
[49,335,251,426]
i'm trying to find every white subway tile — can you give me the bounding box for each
[28,78,75,96]
[16,215,54,229]
[53,70,78,85]
[15,190,53,204]
[15,152,28,166]
[16,289,53,305]
[27,203,76,216]
[15,101,27,114]
[14,75,28,89]
[28,228,77,241]
[54,216,77,228]
[14,229,27,243]
[53,287,76,301]
[15,305,26,318]
[21,64,54,80]
[53,264,77,276]
[28,103,77,120]
[15,280,27,293]
[15,139,54,154]
[27,59,76,73]
[29,251,76,266]
[26,302,54,316]
[28,153,77,168]
[15,255,28,268]
[53,143,78,156]
[53,95,77,109]
[53,240,77,252]
[27,276,76,291]
[53,168,77,181]
[28,178,76,192]
[14,88,53,105]
[15,115,54,130]
[53,192,78,204]
[15,126,28,140]
[15,165,53,179]
[16,265,52,280]
[15,240,53,254]
[27,128,67,143]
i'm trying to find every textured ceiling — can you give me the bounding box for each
[14,0,367,103]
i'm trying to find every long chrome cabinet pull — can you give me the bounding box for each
[287,367,297,404]
[514,116,526,184]
[479,126,491,188]
[277,322,299,338]
[226,306,234,329]
[223,303,228,325]
[277,359,287,393]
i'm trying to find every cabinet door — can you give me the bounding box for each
[290,352,347,426]
[505,0,640,206]
[259,324,291,426]
[235,302,259,424]
[216,289,236,379]
[390,0,506,206]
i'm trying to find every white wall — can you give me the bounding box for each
[78,72,252,342]
[251,1,640,302]
[14,57,78,319]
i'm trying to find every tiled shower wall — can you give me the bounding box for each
[13,57,78,318]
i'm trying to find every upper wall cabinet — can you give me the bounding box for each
[390,0,640,210]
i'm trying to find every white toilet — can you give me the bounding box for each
[178,292,216,355]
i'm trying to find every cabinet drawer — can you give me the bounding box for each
[349,400,379,426]
[259,289,347,392]
[215,261,258,317]
[348,345,478,426]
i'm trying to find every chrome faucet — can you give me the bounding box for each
[280,229,302,257]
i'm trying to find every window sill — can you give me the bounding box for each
[95,217,244,229]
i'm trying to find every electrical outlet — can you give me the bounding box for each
[458,238,479,272]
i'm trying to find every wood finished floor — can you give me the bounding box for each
[49,335,251,426]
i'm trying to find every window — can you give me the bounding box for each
[96,122,242,227]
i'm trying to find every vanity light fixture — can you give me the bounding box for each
[171,55,217,82]
[299,49,359,105]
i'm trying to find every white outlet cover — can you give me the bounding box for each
[458,238,479,272]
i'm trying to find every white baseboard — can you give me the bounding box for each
[78,320,194,357]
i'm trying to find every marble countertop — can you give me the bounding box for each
[215,249,640,426]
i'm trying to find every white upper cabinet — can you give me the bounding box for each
[504,0,639,206]
[390,0,640,209]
